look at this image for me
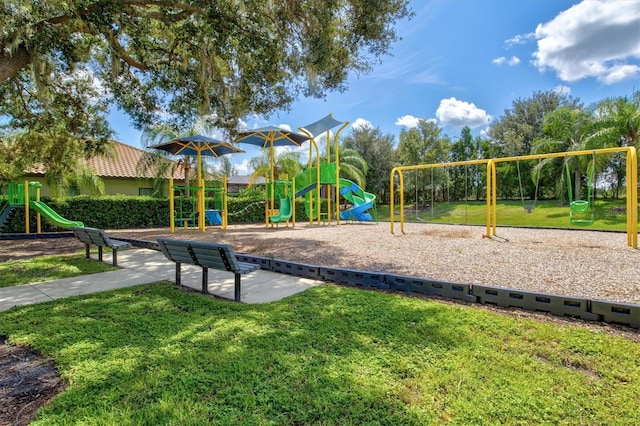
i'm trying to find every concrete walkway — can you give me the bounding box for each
[0,249,324,311]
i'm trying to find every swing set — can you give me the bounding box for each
[565,152,596,226]
[516,157,540,214]
[390,146,638,249]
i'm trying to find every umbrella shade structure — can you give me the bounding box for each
[235,126,310,148]
[150,135,245,157]
[235,126,310,226]
[150,135,244,231]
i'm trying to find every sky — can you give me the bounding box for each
[108,0,640,175]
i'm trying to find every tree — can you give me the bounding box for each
[1,1,412,177]
[489,90,581,157]
[592,92,640,197]
[310,142,368,188]
[489,90,581,199]
[249,149,304,185]
[535,106,600,202]
[342,125,396,203]
[397,119,450,204]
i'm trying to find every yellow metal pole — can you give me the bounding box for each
[300,129,322,225]
[399,170,405,234]
[315,139,321,225]
[325,130,331,224]
[223,174,228,229]
[196,150,204,231]
[334,120,350,226]
[632,147,636,249]
[292,176,296,227]
[36,185,41,234]
[270,138,275,228]
[491,161,497,235]
[24,179,29,234]
[626,146,637,248]
[308,136,313,226]
[390,168,396,234]
[169,178,175,233]
[485,160,493,238]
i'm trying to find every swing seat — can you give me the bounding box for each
[570,200,590,212]
[523,205,535,214]
[570,216,595,226]
[569,203,594,226]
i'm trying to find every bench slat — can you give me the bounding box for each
[72,227,131,266]
[156,237,260,302]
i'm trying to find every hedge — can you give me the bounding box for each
[1,195,324,232]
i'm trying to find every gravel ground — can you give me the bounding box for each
[106,222,640,305]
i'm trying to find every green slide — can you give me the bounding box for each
[30,200,85,228]
[270,197,292,223]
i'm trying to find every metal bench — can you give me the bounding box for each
[71,227,132,266]
[156,238,259,302]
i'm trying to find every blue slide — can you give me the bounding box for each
[338,179,376,221]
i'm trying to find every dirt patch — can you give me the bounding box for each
[0,238,83,263]
[0,337,64,426]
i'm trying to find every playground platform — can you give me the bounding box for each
[0,249,323,311]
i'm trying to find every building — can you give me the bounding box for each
[227,175,265,193]
[24,140,186,197]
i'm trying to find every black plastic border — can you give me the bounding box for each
[234,254,639,329]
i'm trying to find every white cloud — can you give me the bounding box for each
[492,56,521,66]
[435,98,492,129]
[351,118,373,130]
[234,159,252,175]
[533,0,640,84]
[505,32,536,47]
[492,57,506,66]
[395,115,421,128]
[554,85,571,95]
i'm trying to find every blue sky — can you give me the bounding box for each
[109,0,640,174]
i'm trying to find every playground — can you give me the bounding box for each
[3,221,637,305]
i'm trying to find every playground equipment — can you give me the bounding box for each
[516,157,541,213]
[292,162,376,223]
[235,127,309,228]
[297,114,377,225]
[151,135,244,232]
[168,175,229,232]
[390,147,638,249]
[266,180,293,225]
[0,181,84,234]
[565,153,596,225]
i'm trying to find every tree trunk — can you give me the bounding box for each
[0,45,32,83]
[574,169,582,201]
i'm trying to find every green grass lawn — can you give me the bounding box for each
[378,198,633,231]
[0,254,118,287]
[1,282,638,425]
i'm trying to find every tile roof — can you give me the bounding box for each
[28,140,185,180]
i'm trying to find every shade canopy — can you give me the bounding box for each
[235,126,310,148]
[150,134,244,232]
[300,114,345,138]
[150,135,244,157]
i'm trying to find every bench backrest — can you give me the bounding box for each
[72,226,114,248]
[156,238,242,272]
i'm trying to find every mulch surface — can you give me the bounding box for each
[0,232,638,423]
[0,337,64,426]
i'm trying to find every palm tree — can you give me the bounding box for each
[248,148,303,185]
[592,93,640,197]
[311,142,368,187]
[535,106,600,202]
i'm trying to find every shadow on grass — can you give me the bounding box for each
[0,283,468,424]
